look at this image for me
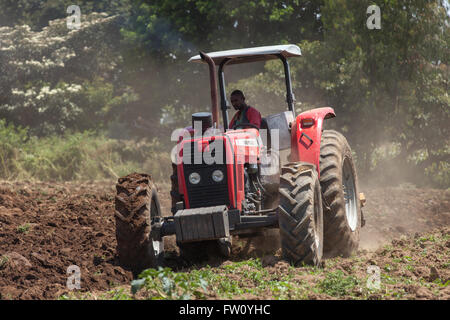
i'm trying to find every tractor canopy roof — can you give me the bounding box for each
[188,44,301,66]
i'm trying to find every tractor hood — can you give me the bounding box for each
[176,128,262,166]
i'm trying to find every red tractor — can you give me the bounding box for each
[114,45,365,273]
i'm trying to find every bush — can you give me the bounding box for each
[0,119,29,178]
[0,120,172,181]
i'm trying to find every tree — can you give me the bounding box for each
[231,0,449,186]
[117,0,324,139]
[0,0,129,30]
[0,13,134,135]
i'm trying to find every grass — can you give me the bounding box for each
[0,255,9,269]
[316,270,359,297]
[17,223,31,234]
[124,258,364,300]
[123,258,314,300]
[60,249,448,300]
[56,228,448,300]
[59,287,133,300]
[415,235,436,245]
[0,121,172,182]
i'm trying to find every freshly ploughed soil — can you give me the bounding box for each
[0,179,448,299]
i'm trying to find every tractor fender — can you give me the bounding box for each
[290,107,335,177]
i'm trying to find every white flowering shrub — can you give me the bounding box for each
[0,12,132,135]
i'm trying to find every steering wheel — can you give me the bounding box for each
[232,123,260,130]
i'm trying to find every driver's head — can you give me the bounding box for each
[230,90,246,111]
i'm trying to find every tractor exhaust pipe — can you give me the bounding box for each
[199,51,219,128]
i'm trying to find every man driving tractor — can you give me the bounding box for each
[228,90,262,129]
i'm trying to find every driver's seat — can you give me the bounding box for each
[263,111,294,151]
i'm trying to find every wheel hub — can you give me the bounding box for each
[313,186,321,249]
[342,158,357,231]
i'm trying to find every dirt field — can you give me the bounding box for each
[0,179,448,300]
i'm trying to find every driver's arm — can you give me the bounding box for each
[247,107,262,129]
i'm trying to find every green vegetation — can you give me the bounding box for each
[17,223,31,234]
[119,259,311,300]
[59,287,134,300]
[61,260,433,300]
[59,229,448,300]
[131,267,210,300]
[0,255,9,269]
[0,120,171,181]
[416,235,436,244]
[317,270,359,297]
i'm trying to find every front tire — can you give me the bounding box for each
[115,173,164,274]
[278,163,323,266]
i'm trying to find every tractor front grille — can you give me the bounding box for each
[183,141,230,208]
[183,163,230,208]
[187,182,229,208]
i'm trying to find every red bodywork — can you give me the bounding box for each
[176,107,335,210]
[290,107,335,177]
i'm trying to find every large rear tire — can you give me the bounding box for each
[278,163,323,266]
[319,130,361,258]
[115,173,164,274]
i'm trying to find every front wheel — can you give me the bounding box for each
[278,162,323,266]
[115,173,164,274]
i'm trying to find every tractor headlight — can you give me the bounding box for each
[212,169,224,183]
[188,172,201,185]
